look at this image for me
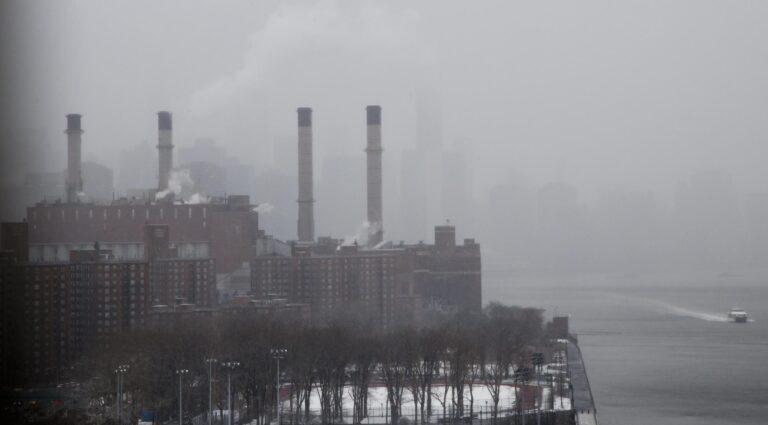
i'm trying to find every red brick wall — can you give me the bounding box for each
[28,204,211,243]
[27,203,258,273]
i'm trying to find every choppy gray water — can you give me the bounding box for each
[485,268,768,425]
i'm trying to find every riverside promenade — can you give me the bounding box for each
[566,339,598,425]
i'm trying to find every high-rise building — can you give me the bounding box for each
[0,223,215,386]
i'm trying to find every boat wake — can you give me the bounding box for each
[648,300,730,322]
[604,292,730,322]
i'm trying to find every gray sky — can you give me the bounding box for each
[2,1,768,265]
[4,1,767,191]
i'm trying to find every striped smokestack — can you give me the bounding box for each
[297,107,315,242]
[366,105,383,247]
[65,114,83,203]
[157,111,173,192]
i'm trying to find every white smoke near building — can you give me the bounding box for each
[155,169,193,200]
[253,203,275,214]
[187,193,209,204]
[342,221,381,247]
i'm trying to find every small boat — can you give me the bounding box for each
[728,307,748,323]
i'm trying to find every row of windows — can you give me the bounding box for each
[31,206,208,221]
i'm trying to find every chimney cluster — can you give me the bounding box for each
[294,105,384,247]
[62,106,386,248]
[64,111,174,203]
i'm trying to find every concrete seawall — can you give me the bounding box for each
[566,339,598,425]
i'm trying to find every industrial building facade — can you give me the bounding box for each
[410,225,482,312]
[25,196,257,274]
[251,244,420,328]
[251,225,481,327]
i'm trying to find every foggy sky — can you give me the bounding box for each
[2,0,768,270]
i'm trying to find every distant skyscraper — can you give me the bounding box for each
[319,154,364,238]
[415,88,445,232]
[399,149,428,242]
[675,170,740,264]
[118,143,155,193]
[441,149,473,234]
[178,138,226,166]
[178,161,226,198]
[82,161,114,202]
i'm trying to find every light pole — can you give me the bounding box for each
[114,364,129,424]
[532,353,544,425]
[176,368,190,425]
[206,358,217,425]
[514,367,531,425]
[222,361,240,425]
[271,348,287,425]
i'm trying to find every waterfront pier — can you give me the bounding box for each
[567,340,598,425]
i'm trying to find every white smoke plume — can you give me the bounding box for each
[155,169,193,200]
[187,193,209,204]
[253,203,275,214]
[188,1,419,116]
[342,221,381,247]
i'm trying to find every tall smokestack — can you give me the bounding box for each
[157,111,174,192]
[297,107,315,242]
[366,105,383,246]
[65,114,83,203]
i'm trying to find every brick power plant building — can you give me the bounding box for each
[24,112,259,274]
[0,106,481,385]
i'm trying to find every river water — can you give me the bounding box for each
[485,268,768,425]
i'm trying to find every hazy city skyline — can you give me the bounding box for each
[2,0,768,271]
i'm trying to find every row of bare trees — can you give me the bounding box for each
[73,303,546,424]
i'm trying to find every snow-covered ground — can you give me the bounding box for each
[281,382,570,422]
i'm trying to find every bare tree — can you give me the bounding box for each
[406,326,444,424]
[349,331,377,424]
[381,328,412,424]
